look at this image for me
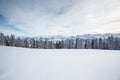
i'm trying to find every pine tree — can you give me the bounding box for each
[5,35,10,46]
[0,33,6,45]
[9,34,16,46]
[15,37,22,47]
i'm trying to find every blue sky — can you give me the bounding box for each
[0,0,120,36]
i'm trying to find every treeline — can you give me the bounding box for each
[0,32,120,50]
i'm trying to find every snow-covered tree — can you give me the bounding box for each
[0,33,120,50]
[0,33,6,45]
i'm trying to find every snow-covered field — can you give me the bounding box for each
[0,46,120,80]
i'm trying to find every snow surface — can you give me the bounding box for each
[0,46,120,80]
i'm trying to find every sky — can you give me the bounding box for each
[0,0,120,36]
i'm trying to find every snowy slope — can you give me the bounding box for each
[0,46,120,80]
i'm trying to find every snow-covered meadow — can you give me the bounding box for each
[0,46,120,80]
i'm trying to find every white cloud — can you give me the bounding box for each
[0,0,120,36]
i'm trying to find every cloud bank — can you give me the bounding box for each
[0,0,120,36]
